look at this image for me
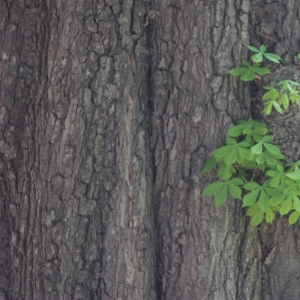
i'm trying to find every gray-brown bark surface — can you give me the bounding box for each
[1,0,300,299]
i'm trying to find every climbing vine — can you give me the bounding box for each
[202,45,300,226]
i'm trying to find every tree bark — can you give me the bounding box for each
[1,0,300,299]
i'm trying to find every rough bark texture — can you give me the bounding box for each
[1,0,300,300]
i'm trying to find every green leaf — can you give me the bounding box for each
[251,53,263,63]
[259,45,266,53]
[230,178,244,185]
[227,124,248,137]
[201,156,217,174]
[228,67,248,76]
[214,186,228,207]
[251,142,262,154]
[202,182,226,196]
[293,194,300,212]
[229,183,242,199]
[269,193,285,206]
[263,101,273,115]
[244,182,261,190]
[254,67,270,76]
[263,53,282,63]
[237,147,253,163]
[266,208,275,223]
[246,203,259,216]
[263,143,281,156]
[289,211,300,225]
[280,194,293,215]
[269,175,281,188]
[262,135,273,142]
[240,68,255,81]
[224,148,238,165]
[213,145,234,161]
[242,60,251,67]
[258,190,269,211]
[272,101,283,114]
[243,189,260,206]
[279,93,289,110]
[262,88,279,101]
[286,172,300,180]
[217,163,235,181]
[247,45,260,53]
[251,209,265,226]
[226,138,237,145]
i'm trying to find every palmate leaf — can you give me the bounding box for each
[202,182,226,196]
[202,178,244,207]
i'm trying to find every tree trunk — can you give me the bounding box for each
[1,0,300,299]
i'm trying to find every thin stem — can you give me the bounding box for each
[251,164,259,182]
[257,32,291,55]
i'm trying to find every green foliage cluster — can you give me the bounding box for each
[201,119,300,226]
[201,45,300,226]
[229,45,300,115]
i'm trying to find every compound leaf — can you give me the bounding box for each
[202,182,226,196]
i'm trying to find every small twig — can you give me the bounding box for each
[257,32,291,55]
[251,165,259,182]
